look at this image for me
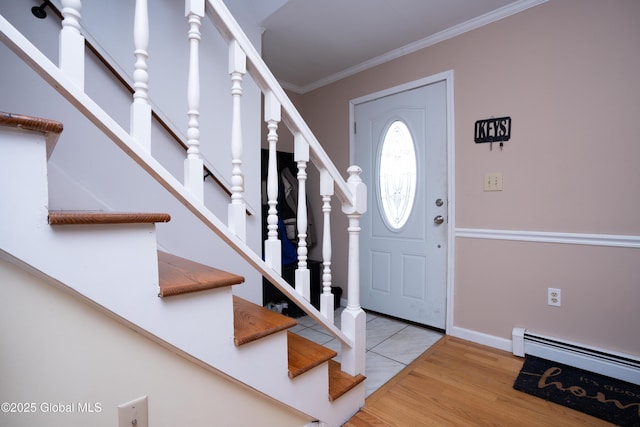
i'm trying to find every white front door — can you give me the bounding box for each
[354,80,447,329]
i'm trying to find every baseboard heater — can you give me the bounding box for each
[512,327,640,384]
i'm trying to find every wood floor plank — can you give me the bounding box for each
[345,409,393,426]
[345,336,613,426]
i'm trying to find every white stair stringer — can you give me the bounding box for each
[0,122,364,426]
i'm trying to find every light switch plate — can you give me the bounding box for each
[118,396,148,427]
[484,173,503,191]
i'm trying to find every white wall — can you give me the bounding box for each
[0,257,310,427]
[0,0,265,303]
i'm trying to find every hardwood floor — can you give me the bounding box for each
[344,336,613,426]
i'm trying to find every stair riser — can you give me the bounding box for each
[223,331,291,386]
[153,287,235,359]
[0,129,49,229]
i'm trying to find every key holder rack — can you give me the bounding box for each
[474,116,511,150]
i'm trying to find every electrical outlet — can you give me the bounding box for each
[548,288,561,307]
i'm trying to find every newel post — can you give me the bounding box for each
[59,0,84,89]
[340,165,367,376]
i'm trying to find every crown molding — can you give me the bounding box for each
[283,0,548,94]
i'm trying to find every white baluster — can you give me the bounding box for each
[228,40,247,240]
[130,0,151,151]
[59,0,84,89]
[341,165,367,376]
[294,132,310,300]
[320,169,334,323]
[183,0,205,200]
[264,91,281,274]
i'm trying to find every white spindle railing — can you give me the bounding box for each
[294,132,310,300]
[2,0,368,379]
[228,40,247,240]
[320,169,334,323]
[59,0,84,89]
[130,0,151,151]
[264,91,282,274]
[183,0,204,200]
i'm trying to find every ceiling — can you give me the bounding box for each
[259,0,543,93]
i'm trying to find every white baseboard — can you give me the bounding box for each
[448,326,512,352]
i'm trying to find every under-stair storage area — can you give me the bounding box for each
[261,149,342,317]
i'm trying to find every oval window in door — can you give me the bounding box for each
[378,120,417,230]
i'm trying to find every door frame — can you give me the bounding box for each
[348,70,455,334]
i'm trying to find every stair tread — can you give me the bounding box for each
[287,331,338,379]
[0,111,63,135]
[233,296,297,346]
[49,210,171,225]
[158,251,244,297]
[328,360,366,402]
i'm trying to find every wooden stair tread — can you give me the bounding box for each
[158,251,244,297]
[328,360,366,402]
[233,296,297,346]
[0,111,63,135]
[287,331,337,379]
[49,210,171,225]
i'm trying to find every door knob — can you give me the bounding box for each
[434,215,444,225]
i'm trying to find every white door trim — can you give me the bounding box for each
[349,70,456,334]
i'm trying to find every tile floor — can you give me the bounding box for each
[290,307,443,397]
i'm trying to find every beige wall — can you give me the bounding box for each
[300,0,640,355]
[0,258,310,427]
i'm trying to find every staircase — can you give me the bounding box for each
[0,1,367,425]
[0,111,365,425]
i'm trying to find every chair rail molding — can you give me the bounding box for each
[455,227,640,249]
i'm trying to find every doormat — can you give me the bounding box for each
[513,355,640,426]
